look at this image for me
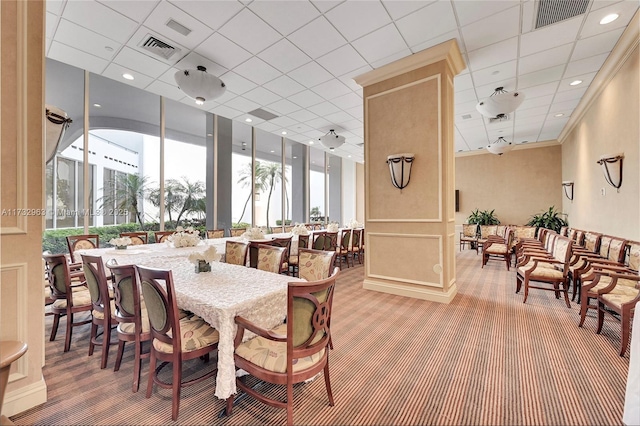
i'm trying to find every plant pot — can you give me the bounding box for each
[195,260,211,273]
[116,245,128,250]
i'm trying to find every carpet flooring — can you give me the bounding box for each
[11,249,630,425]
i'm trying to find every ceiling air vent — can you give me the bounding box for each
[165,18,192,36]
[248,108,279,121]
[461,114,473,120]
[139,35,180,60]
[535,0,590,29]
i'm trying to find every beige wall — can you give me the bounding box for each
[0,0,47,416]
[455,145,563,226]
[561,45,639,241]
[356,162,365,224]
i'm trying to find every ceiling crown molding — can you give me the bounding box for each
[557,9,640,143]
[353,39,466,88]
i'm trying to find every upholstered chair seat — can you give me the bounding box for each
[52,289,92,308]
[152,315,219,354]
[484,243,508,255]
[601,285,639,309]
[92,299,117,320]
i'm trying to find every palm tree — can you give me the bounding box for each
[236,161,266,224]
[148,177,205,226]
[261,162,287,230]
[99,173,151,225]
[236,161,288,228]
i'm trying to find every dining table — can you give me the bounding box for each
[75,241,305,399]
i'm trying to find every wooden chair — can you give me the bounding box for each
[516,235,573,308]
[573,236,627,303]
[578,240,639,329]
[226,268,340,425]
[460,224,478,253]
[107,262,150,392]
[270,236,293,274]
[312,231,327,250]
[256,244,287,274]
[120,232,148,245]
[137,266,219,421]
[283,225,294,233]
[43,253,92,352]
[324,232,339,252]
[594,271,640,356]
[477,225,498,253]
[225,241,249,266]
[482,227,513,270]
[298,248,337,282]
[207,229,225,239]
[289,234,310,277]
[335,229,353,268]
[154,231,174,244]
[66,234,99,263]
[82,254,117,369]
[229,228,246,237]
[350,229,363,265]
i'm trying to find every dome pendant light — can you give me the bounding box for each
[476,87,525,118]
[318,129,345,151]
[486,136,514,155]
[174,65,226,105]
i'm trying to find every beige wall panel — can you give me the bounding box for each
[454,145,562,226]
[561,46,639,240]
[356,163,365,224]
[367,233,442,287]
[445,76,455,222]
[446,232,455,289]
[367,77,440,221]
[0,0,48,416]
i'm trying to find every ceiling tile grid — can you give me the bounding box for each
[45,0,639,162]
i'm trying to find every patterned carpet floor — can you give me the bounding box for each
[12,249,630,425]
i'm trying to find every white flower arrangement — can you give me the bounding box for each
[242,227,266,240]
[326,222,339,233]
[291,223,309,236]
[345,218,362,229]
[169,226,201,248]
[188,246,221,265]
[109,236,132,248]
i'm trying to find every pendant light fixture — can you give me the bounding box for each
[486,136,514,155]
[476,87,525,118]
[174,65,226,105]
[318,129,345,151]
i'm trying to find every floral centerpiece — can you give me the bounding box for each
[326,222,339,233]
[345,218,362,229]
[168,226,201,248]
[109,236,132,250]
[242,227,266,240]
[188,246,221,273]
[291,223,309,236]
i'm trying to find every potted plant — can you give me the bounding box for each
[526,206,568,234]
[466,209,500,244]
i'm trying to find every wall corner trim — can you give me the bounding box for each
[2,377,47,417]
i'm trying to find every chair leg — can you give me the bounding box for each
[561,281,571,308]
[516,275,522,293]
[172,360,182,421]
[286,382,294,426]
[64,313,74,352]
[225,395,234,416]
[50,313,60,341]
[323,361,334,406]
[114,340,125,372]
[133,340,142,393]
[578,294,590,327]
[523,279,529,304]
[146,351,156,399]
[100,322,110,369]
[596,302,605,334]
[620,311,630,357]
[88,323,97,356]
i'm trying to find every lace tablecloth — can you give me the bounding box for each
[76,243,304,399]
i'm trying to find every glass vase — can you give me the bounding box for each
[195,260,211,273]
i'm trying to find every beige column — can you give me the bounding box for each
[354,40,465,303]
[0,0,48,416]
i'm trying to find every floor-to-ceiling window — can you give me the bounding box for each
[254,129,283,231]
[231,121,253,229]
[309,146,326,225]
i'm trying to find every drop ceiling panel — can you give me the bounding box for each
[461,6,520,52]
[263,75,305,98]
[49,41,109,75]
[218,8,282,55]
[311,79,353,101]
[288,61,333,88]
[580,1,639,39]
[517,65,565,89]
[145,79,185,101]
[125,26,188,66]
[267,99,302,116]
[454,0,520,26]
[396,1,458,48]
[519,94,555,111]
[371,48,414,69]
[46,13,58,39]
[288,90,326,109]
[572,28,625,61]
[102,63,155,89]
[455,89,479,104]
[308,101,342,117]
[325,1,391,42]
[248,1,319,36]
[331,93,362,110]
[288,17,347,60]
[316,45,368,78]
[47,0,64,15]
[518,43,574,76]
[411,29,466,54]
[100,0,159,23]
[553,87,587,103]
[113,46,172,78]
[467,37,518,71]
[288,109,318,123]
[62,0,138,44]
[382,1,431,20]
[564,53,610,78]
[234,57,281,85]
[219,71,257,95]
[242,86,282,106]
[471,60,517,87]
[345,106,364,120]
[520,16,582,57]
[557,72,597,92]
[352,24,409,64]
[55,19,119,60]
[258,39,311,74]
[518,81,560,98]
[454,74,474,92]
[196,33,252,70]
[208,104,244,119]
[225,96,262,114]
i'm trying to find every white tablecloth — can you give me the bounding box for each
[76,243,304,399]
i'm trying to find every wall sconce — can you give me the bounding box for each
[596,153,624,191]
[562,181,574,201]
[386,153,415,191]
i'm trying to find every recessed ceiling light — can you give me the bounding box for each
[312,161,315,164]
[122,73,134,80]
[600,13,619,25]
[555,113,564,117]
[570,80,582,86]
[195,99,204,105]
[308,140,314,145]
[207,133,213,137]
[270,150,274,153]
[281,131,287,135]
[293,156,297,159]
[93,103,101,108]
[245,118,252,123]
[347,155,352,158]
